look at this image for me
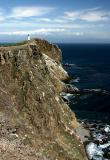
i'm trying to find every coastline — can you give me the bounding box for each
[1,39,110,159]
[62,65,110,160]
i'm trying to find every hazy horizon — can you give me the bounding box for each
[0,0,110,43]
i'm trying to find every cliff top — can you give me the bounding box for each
[0,38,62,64]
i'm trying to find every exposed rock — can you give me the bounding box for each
[0,39,87,160]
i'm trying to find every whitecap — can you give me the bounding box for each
[71,77,80,83]
[86,142,104,160]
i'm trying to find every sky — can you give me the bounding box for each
[0,0,110,43]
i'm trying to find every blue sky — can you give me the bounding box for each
[0,0,110,43]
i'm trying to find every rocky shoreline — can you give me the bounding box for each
[82,119,110,160]
[61,71,110,160]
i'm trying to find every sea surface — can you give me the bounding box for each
[59,43,110,124]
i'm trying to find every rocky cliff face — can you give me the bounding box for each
[0,39,87,160]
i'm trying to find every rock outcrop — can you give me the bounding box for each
[0,39,87,160]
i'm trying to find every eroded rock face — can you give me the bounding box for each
[0,39,87,160]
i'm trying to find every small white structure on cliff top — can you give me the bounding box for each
[27,34,30,41]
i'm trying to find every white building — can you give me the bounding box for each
[27,34,30,41]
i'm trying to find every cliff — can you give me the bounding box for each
[0,39,87,160]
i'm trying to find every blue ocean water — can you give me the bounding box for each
[59,44,110,123]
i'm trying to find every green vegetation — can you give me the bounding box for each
[0,40,28,47]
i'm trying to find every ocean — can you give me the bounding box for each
[59,43,110,124]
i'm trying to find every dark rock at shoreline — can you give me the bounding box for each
[79,119,110,160]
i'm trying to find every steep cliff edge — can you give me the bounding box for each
[0,39,87,160]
